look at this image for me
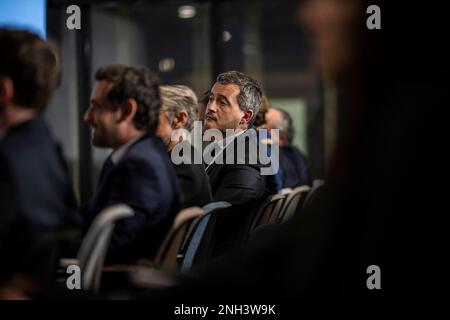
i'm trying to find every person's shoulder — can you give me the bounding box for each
[124,133,163,158]
[1,117,52,151]
[283,144,307,158]
[118,134,172,175]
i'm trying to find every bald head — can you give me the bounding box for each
[263,107,294,146]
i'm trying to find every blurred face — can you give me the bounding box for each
[299,0,359,76]
[262,108,283,131]
[261,108,287,146]
[204,83,245,132]
[84,80,123,149]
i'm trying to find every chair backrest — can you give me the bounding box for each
[249,194,286,232]
[300,179,325,212]
[153,206,204,271]
[179,201,231,272]
[279,185,311,223]
[202,201,231,214]
[77,203,134,291]
[279,187,293,195]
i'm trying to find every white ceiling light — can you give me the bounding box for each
[159,58,175,72]
[222,31,232,42]
[178,5,196,19]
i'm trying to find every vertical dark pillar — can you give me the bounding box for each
[210,0,224,80]
[307,76,325,179]
[76,4,93,206]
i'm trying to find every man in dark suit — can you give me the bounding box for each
[264,107,312,188]
[156,85,211,209]
[202,71,277,258]
[0,29,79,293]
[83,65,180,264]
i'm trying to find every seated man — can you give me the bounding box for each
[156,85,212,209]
[264,107,312,188]
[83,65,180,264]
[0,29,79,291]
[202,71,277,257]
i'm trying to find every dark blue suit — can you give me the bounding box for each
[86,133,181,263]
[280,145,312,188]
[0,117,79,280]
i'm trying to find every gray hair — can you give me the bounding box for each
[160,85,198,131]
[215,71,262,125]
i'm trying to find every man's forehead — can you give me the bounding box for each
[266,108,283,125]
[211,83,240,97]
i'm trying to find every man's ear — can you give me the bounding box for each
[0,77,14,106]
[118,98,138,123]
[240,109,254,125]
[172,110,188,129]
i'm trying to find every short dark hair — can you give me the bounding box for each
[253,95,270,127]
[0,28,61,113]
[95,64,161,132]
[215,71,262,125]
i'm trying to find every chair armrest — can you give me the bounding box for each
[128,265,176,289]
[59,258,79,269]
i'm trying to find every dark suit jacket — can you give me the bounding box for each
[171,143,212,209]
[204,128,276,257]
[280,145,312,188]
[0,117,79,281]
[85,132,181,264]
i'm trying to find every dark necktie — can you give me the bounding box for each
[96,156,115,193]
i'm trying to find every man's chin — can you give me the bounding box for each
[91,136,109,148]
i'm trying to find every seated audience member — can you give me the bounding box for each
[202,71,277,257]
[0,29,79,294]
[254,95,283,192]
[264,107,312,187]
[83,65,180,264]
[156,85,212,208]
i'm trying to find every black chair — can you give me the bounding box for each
[249,194,286,233]
[279,185,311,223]
[179,201,231,272]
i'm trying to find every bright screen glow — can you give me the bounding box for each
[0,0,46,38]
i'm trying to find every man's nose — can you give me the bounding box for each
[206,101,217,113]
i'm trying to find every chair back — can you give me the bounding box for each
[179,201,231,271]
[249,194,286,232]
[153,206,204,271]
[77,204,134,291]
[279,185,311,223]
